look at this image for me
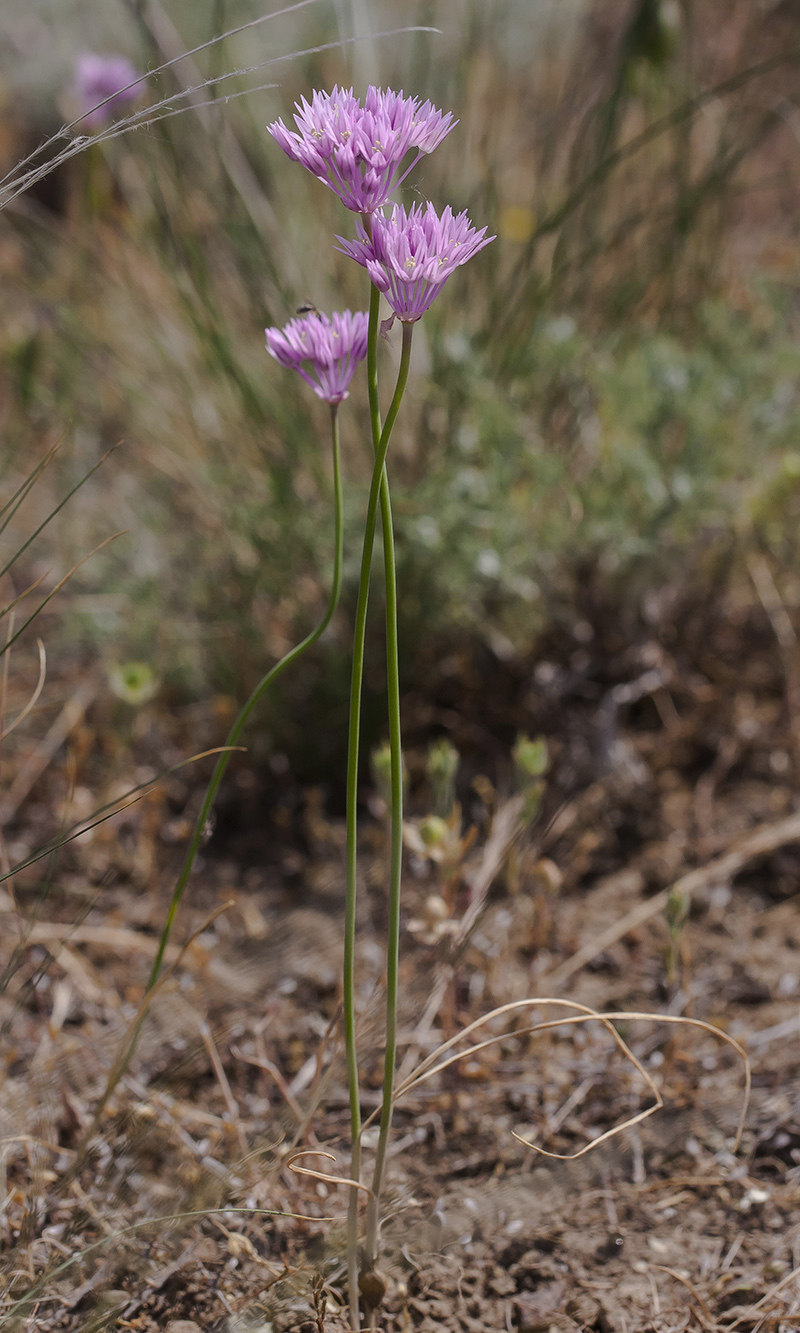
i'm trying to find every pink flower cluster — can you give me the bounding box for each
[265,85,493,398]
[337,202,494,327]
[265,309,368,405]
[268,85,454,215]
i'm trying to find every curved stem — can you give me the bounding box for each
[147,405,344,992]
[344,317,413,1328]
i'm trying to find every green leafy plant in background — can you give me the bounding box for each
[513,731,549,822]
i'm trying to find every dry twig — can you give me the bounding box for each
[544,809,800,990]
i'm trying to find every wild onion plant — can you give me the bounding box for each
[265,84,493,1328]
[0,29,769,1323]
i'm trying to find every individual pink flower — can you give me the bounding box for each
[265,309,369,404]
[335,202,495,325]
[75,53,141,128]
[268,85,455,214]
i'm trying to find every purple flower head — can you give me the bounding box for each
[336,202,495,324]
[268,85,455,214]
[75,53,141,127]
[265,309,369,405]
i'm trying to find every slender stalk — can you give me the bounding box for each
[366,265,382,446]
[362,236,407,1281]
[344,318,413,1328]
[363,471,402,1280]
[344,276,382,1332]
[364,342,405,1273]
[147,405,344,991]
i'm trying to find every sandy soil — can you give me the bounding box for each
[2,589,800,1331]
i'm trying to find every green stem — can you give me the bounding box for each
[366,271,381,448]
[344,316,413,1328]
[362,286,405,1271]
[364,454,402,1274]
[364,238,406,1282]
[345,277,382,1331]
[147,406,344,992]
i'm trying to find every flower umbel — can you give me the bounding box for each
[75,53,141,127]
[265,309,369,404]
[336,202,495,324]
[268,86,455,214]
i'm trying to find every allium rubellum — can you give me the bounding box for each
[75,53,141,127]
[335,202,495,324]
[268,85,455,214]
[265,309,368,404]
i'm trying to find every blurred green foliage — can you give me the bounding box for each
[392,294,800,654]
[426,737,460,816]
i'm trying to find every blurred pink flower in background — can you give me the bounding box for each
[75,53,141,128]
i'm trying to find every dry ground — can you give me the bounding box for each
[2,583,800,1332]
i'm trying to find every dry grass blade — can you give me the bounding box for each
[0,677,95,825]
[233,1047,313,1133]
[368,999,749,1164]
[377,999,662,1155]
[648,1266,714,1323]
[747,1011,800,1049]
[0,1205,336,1327]
[398,793,526,1082]
[197,1016,248,1158]
[459,793,526,941]
[0,743,244,875]
[0,0,324,192]
[0,639,45,743]
[0,572,50,623]
[0,530,126,664]
[725,1264,800,1331]
[0,1132,73,1157]
[74,899,236,1154]
[518,1012,749,1158]
[0,17,442,213]
[21,921,181,960]
[0,437,62,538]
[0,442,122,585]
[287,1150,373,1201]
[544,810,800,989]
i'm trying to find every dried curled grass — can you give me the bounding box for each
[384,999,750,1159]
[285,997,749,1195]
